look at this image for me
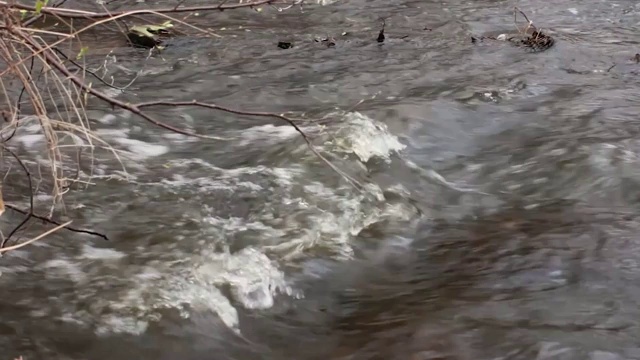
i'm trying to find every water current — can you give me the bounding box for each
[3,0,640,359]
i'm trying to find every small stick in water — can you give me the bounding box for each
[377,19,385,43]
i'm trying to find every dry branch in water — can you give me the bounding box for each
[471,7,554,52]
[512,7,554,51]
[0,0,355,251]
[0,220,71,253]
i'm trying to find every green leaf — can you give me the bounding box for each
[35,0,49,14]
[19,9,28,19]
[76,46,88,60]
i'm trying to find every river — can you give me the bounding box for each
[2,0,640,359]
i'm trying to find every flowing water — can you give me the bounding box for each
[3,0,640,359]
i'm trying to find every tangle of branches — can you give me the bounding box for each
[0,0,353,252]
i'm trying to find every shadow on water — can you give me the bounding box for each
[4,0,640,359]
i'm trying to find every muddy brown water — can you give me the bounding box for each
[3,0,640,359]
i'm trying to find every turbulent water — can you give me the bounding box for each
[3,0,640,359]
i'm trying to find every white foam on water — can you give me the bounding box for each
[41,258,87,283]
[108,161,408,334]
[229,111,406,165]
[113,138,169,159]
[95,128,131,137]
[81,245,127,260]
[156,269,242,332]
[69,246,288,335]
[202,216,286,238]
[97,113,118,125]
[195,247,295,310]
[18,134,45,148]
[118,124,414,330]
[8,109,416,338]
[35,253,242,336]
[235,124,299,147]
[95,315,149,336]
[262,181,389,261]
[330,111,406,163]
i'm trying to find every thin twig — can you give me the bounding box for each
[9,23,359,187]
[4,203,109,240]
[13,29,216,139]
[513,6,538,35]
[173,0,188,11]
[2,0,281,19]
[0,220,72,253]
[1,145,34,248]
[51,47,135,92]
[1,55,34,143]
[1,7,224,75]
[136,100,363,188]
[514,6,537,35]
[21,0,69,27]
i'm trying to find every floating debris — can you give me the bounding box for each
[511,7,555,52]
[471,8,555,53]
[277,41,293,49]
[315,36,336,47]
[127,21,174,48]
[513,30,555,52]
[471,31,554,52]
[377,19,385,43]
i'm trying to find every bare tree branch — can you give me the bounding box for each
[1,0,283,19]
[173,0,189,11]
[136,101,363,188]
[4,203,109,240]
[6,25,361,188]
[21,0,68,27]
[0,0,361,258]
[51,47,135,92]
[0,220,71,253]
[12,28,216,139]
[1,145,34,248]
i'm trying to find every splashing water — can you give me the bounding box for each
[329,112,406,163]
[1,109,414,339]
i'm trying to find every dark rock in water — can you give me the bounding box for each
[127,30,162,48]
[278,41,294,49]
